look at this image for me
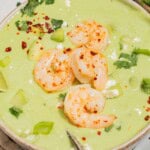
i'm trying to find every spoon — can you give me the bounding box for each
[133,0,150,13]
[66,130,85,150]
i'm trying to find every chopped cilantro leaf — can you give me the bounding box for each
[143,0,150,6]
[21,0,44,17]
[114,52,138,69]
[58,93,67,100]
[15,20,28,31]
[141,78,150,94]
[51,19,63,30]
[21,0,55,17]
[45,0,55,4]
[104,124,114,132]
[9,106,23,118]
[133,48,150,56]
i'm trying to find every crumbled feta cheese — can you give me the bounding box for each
[62,21,68,27]
[65,0,71,7]
[29,79,33,84]
[56,43,64,50]
[105,80,116,89]
[134,108,142,116]
[84,144,92,150]
[109,51,117,60]
[133,37,141,43]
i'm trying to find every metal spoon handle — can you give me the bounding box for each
[66,131,85,150]
[133,0,150,13]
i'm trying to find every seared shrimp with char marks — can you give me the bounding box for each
[34,49,75,92]
[71,47,108,91]
[67,20,109,51]
[64,84,116,129]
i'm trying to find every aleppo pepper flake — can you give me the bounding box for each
[144,115,150,121]
[22,41,27,49]
[5,47,12,52]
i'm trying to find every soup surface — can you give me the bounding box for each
[0,0,150,150]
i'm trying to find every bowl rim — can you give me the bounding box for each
[0,1,149,150]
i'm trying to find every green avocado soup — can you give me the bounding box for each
[0,0,150,150]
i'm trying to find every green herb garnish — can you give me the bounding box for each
[104,124,114,132]
[9,106,23,118]
[114,53,138,69]
[51,19,63,30]
[15,20,28,31]
[21,0,43,17]
[133,48,150,56]
[45,0,55,4]
[33,121,54,135]
[143,0,150,6]
[141,78,150,94]
[58,93,67,100]
[21,0,55,17]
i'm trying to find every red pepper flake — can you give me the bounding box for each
[97,131,101,136]
[44,16,50,20]
[144,115,150,121]
[22,41,27,49]
[146,107,150,112]
[26,26,32,33]
[45,22,50,29]
[147,96,150,104]
[16,32,20,35]
[94,110,98,114]
[57,104,64,110]
[27,21,32,25]
[38,37,42,40]
[26,50,29,54]
[82,137,86,141]
[90,51,97,56]
[34,13,38,16]
[80,54,84,59]
[104,120,108,123]
[94,77,97,81]
[40,47,44,50]
[5,47,12,52]
[48,28,54,34]
[98,39,101,42]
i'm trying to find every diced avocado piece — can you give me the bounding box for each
[31,26,44,37]
[51,28,64,42]
[11,89,27,107]
[28,40,44,61]
[0,72,8,92]
[0,56,11,67]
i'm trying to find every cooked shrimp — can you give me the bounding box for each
[71,47,108,90]
[67,20,109,51]
[34,48,75,92]
[64,84,116,129]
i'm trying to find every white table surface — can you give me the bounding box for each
[0,0,149,150]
